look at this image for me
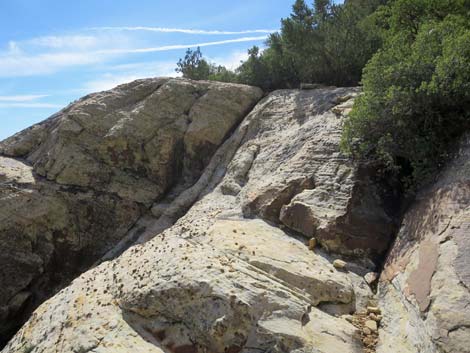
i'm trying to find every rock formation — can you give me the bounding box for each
[0,78,468,353]
[378,134,470,353]
[0,78,262,346]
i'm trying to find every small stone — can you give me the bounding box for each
[367,306,381,315]
[364,272,379,284]
[365,320,378,332]
[356,308,368,315]
[333,259,347,270]
[342,315,354,323]
[308,238,317,250]
[363,327,372,335]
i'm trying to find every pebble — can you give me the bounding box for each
[365,320,378,332]
[363,327,372,335]
[308,237,317,250]
[367,306,381,314]
[333,259,347,270]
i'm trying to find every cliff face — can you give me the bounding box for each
[378,135,470,353]
[0,78,468,353]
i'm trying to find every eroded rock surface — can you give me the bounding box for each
[0,78,262,206]
[1,86,398,353]
[0,78,263,346]
[5,81,461,353]
[378,135,470,353]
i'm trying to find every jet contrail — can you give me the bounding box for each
[96,36,269,55]
[92,26,276,35]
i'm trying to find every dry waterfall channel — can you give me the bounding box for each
[0,78,468,353]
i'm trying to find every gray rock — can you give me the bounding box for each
[2,86,382,353]
[378,134,470,353]
[4,80,466,353]
[0,78,263,346]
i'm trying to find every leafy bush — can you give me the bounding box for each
[175,0,383,90]
[175,47,212,80]
[235,0,384,89]
[342,0,470,187]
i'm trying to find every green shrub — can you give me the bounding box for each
[175,47,211,80]
[235,0,384,89]
[175,0,384,90]
[342,0,470,188]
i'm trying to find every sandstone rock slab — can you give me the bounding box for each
[378,135,470,353]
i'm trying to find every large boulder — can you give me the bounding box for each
[0,78,263,346]
[0,78,262,206]
[378,135,470,353]
[2,86,397,352]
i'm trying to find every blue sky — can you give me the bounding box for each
[0,0,296,140]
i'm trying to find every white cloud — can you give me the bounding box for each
[0,94,59,108]
[0,95,49,102]
[0,32,267,78]
[97,36,268,55]
[91,26,276,35]
[26,35,99,50]
[208,50,249,70]
[0,102,61,108]
[83,74,144,92]
[0,51,104,77]
[83,61,178,92]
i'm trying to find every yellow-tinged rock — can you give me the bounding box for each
[365,320,378,332]
[308,237,317,250]
[333,259,347,270]
[367,306,381,315]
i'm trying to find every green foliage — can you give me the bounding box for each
[236,46,272,89]
[173,0,470,191]
[234,0,384,89]
[208,65,239,83]
[175,47,239,82]
[175,47,211,80]
[342,0,470,187]
[175,0,384,89]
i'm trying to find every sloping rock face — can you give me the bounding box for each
[0,78,263,346]
[2,85,399,353]
[1,78,262,205]
[0,157,140,346]
[378,135,470,353]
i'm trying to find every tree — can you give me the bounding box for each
[236,46,271,89]
[341,0,470,188]
[208,65,239,83]
[292,0,313,23]
[235,0,383,89]
[175,47,211,80]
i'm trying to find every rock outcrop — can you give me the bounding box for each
[377,135,470,353]
[0,83,398,352]
[0,78,263,346]
[1,78,468,353]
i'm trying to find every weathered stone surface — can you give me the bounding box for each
[2,87,390,352]
[3,231,367,353]
[234,90,398,260]
[0,156,141,346]
[0,78,263,206]
[378,135,470,353]
[0,78,263,347]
